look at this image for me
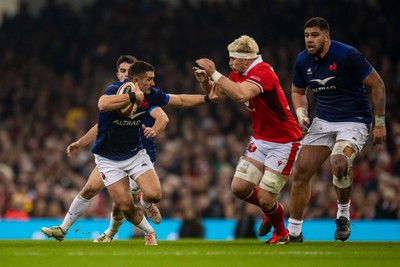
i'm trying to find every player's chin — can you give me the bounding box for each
[307,49,316,56]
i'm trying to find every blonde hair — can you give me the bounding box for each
[227,35,259,57]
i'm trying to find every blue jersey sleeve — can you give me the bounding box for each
[344,48,373,81]
[148,87,170,107]
[104,81,122,95]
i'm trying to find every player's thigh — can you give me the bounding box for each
[80,167,104,199]
[136,169,161,198]
[294,145,331,178]
[107,176,132,207]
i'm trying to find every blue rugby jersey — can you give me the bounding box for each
[293,40,373,123]
[140,106,158,163]
[92,81,169,161]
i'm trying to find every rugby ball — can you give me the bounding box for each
[116,82,140,117]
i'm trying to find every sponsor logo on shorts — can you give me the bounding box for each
[248,142,257,152]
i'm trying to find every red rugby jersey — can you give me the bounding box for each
[229,58,302,143]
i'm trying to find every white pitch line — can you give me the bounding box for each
[14,251,336,256]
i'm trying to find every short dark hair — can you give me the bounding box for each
[116,55,137,70]
[128,60,155,79]
[304,17,330,32]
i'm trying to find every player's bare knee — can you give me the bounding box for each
[331,141,358,188]
[117,202,135,213]
[330,154,348,177]
[231,180,252,199]
[79,187,97,199]
[113,211,125,221]
[143,191,162,203]
[112,206,124,221]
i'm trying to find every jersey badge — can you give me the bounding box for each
[329,62,337,72]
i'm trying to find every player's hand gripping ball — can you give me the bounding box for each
[116,82,140,117]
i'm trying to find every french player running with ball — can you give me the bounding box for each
[287,17,386,242]
[42,55,167,245]
[42,59,213,244]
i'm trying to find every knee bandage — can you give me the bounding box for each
[331,141,358,188]
[234,158,263,184]
[259,170,287,194]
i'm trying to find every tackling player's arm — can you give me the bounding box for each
[291,84,310,133]
[142,107,169,138]
[193,67,213,93]
[362,68,386,145]
[195,58,258,102]
[212,78,259,103]
[166,94,210,108]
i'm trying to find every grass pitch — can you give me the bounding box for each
[1,239,399,267]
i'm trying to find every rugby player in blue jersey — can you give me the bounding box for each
[42,55,167,245]
[42,58,211,244]
[287,17,386,242]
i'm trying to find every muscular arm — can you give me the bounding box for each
[146,107,169,137]
[291,84,308,112]
[98,94,132,111]
[98,82,144,111]
[166,94,208,108]
[67,124,98,158]
[213,77,260,103]
[363,69,386,117]
[79,124,98,147]
[291,84,310,132]
[195,58,259,102]
[362,68,386,145]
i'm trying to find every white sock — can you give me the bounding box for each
[104,212,124,237]
[135,217,154,235]
[60,194,90,233]
[337,201,351,220]
[288,218,303,237]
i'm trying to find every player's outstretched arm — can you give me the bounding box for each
[195,58,258,102]
[167,94,211,108]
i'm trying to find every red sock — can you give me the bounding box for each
[265,201,286,235]
[243,187,260,207]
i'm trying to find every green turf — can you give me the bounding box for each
[1,239,399,267]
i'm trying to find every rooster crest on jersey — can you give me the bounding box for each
[116,82,140,118]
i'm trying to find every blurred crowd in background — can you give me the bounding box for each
[1,0,400,232]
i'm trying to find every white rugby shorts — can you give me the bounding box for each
[302,117,370,152]
[94,149,154,187]
[243,136,300,175]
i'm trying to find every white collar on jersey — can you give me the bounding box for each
[243,55,263,76]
